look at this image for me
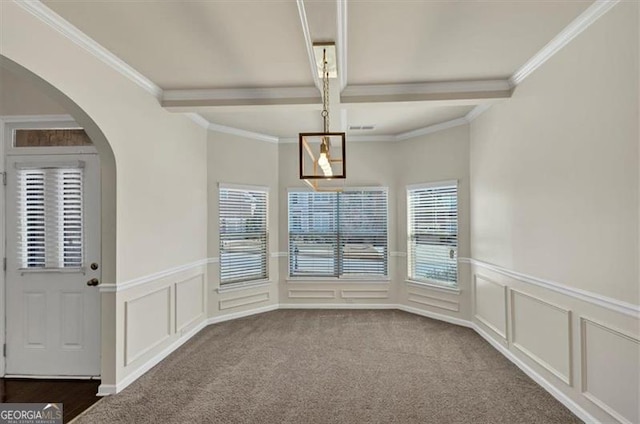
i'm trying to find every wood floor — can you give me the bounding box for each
[0,378,101,423]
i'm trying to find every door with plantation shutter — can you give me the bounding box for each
[5,154,100,376]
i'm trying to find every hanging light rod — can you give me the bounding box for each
[299,42,346,191]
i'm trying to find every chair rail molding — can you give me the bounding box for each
[99,258,211,292]
[459,257,639,317]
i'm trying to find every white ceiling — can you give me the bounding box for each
[348,1,591,83]
[29,1,595,139]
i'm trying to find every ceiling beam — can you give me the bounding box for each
[161,86,321,110]
[336,0,348,92]
[296,0,322,92]
[161,79,510,111]
[340,80,512,105]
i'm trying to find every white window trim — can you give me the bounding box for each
[219,182,270,192]
[287,187,390,280]
[216,279,272,293]
[406,179,458,191]
[405,279,461,294]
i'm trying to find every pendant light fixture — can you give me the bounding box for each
[299,43,346,191]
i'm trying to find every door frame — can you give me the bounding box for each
[0,115,102,378]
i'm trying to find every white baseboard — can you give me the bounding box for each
[101,300,603,424]
[472,323,598,424]
[397,304,473,328]
[279,303,397,309]
[105,318,208,396]
[97,384,117,396]
[207,304,279,325]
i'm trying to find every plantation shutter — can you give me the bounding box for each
[407,181,458,286]
[17,166,84,269]
[339,189,388,277]
[288,191,338,277]
[219,184,268,285]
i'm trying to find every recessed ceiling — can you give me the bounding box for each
[201,108,324,139]
[345,104,474,136]
[199,103,474,138]
[348,1,591,83]
[42,0,314,89]
[31,1,596,138]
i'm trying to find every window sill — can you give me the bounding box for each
[286,277,390,284]
[217,279,272,293]
[405,279,460,294]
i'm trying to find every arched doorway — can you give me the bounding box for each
[0,56,117,386]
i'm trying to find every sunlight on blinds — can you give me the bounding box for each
[219,186,268,285]
[408,182,458,286]
[288,189,388,278]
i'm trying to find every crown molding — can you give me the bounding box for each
[347,135,396,143]
[465,103,492,122]
[187,113,280,143]
[15,0,616,144]
[14,0,163,99]
[395,117,469,141]
[185,113,210,129]
[208,122,279,144]
[336,0,348,91]
[510,0,620,86]
[296,0,322,92]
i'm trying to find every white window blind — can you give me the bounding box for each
[339,190,388,276]
[288,189,388,278]
[407,182,458,286]
[219,185,268,285]
[17,167,84,269]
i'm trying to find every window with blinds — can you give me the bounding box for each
[288,188,388,278]
[219,185,268,285]
[17,166,84,269]
[407,182,458,286]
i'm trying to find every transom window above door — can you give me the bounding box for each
[14,129,93,147]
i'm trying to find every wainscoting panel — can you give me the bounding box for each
[175,275,205,334]
[287,289,336,299]
[124,287,171,366]
[511,290,572,385]
[581,318,640,424]
[407,291,460,312]
[473,274,507,340]
[341,289,389,299]
[219,292,270,310]
[468,259,640,424]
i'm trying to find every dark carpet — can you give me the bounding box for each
[73,309,581,423]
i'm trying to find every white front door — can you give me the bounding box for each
[5,154,101,377]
